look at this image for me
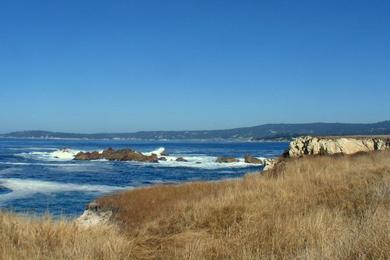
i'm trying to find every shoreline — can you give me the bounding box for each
[1,139,390,258]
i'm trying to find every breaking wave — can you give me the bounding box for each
[16,149,82,161]
[15,147,266,169]
[0,178,126,204]
[145,155,265,169]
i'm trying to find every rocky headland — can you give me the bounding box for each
[287,136,390,157]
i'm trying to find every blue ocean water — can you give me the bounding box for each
[0,138,288,217]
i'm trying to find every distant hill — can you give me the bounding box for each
[2,121,390,140]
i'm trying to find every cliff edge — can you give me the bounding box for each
[287,136,390,157]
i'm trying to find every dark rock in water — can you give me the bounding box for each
[244,155,262,164]
[102,147,115,158]
[216,157,239,163]
[74,148,158,163]
[158,157,167,161]
[74,151,103,160]
[160,150,169,156]
[176,157,188,162]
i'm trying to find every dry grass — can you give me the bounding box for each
[0,212,135,259]
[2,151,390,259]
[98,151,390,259]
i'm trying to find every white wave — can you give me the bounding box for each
[140,147,264,169]
[143,154,265,170]
[16,149,81,161]
[0,178,126,204]
[13,146,266,170]
[142,147,166,157]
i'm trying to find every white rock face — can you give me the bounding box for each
[288,136,390,157]
[76,209,112,228]
[75,202,113,228]
[263,158,277,171]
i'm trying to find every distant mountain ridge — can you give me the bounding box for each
[2,121,390,140]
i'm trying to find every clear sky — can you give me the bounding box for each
[1,0,389,133]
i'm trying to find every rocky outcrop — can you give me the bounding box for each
[75,201,113,228]
[74,148,159,162]
[244,155,262,164]
[263,158,277,171]
[216,157,239,163]
[176,157,188,162]
[74,151,102,160]
[287,136,390,157]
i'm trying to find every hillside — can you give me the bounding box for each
[1,150,390,259]
[3,120,390,140]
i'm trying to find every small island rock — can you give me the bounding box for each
[216,157,239,163]
[244,155,262,164]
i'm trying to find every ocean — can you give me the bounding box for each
[0,138,288,217]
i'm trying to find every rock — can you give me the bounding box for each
[244,155,262,164]
[75,201,112,228]
[176,157,188,162]
[216,157,239,163]
[74,148,159,163]
[263,158,277,171]
[101,147,115,158]
[74,151,102,160]
[158,157,167,161]
[287,136,390,157]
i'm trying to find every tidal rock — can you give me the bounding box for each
[158,157,167,161]
[74,151,103,160]
[244,155,262,164]
[176,157,188,162]
[74,148,158,163]
[216,157,239,163]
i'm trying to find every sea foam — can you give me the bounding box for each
[16,147,266,169]
[0,178,126,204]
[16,149,81,161]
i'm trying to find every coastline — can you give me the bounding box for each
[1,136,390,258]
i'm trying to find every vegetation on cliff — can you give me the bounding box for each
[1,150,390,259]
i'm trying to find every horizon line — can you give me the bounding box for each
[2,120,389,135]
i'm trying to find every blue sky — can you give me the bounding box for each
[1,0,389,133]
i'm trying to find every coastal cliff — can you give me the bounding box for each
[287,136,390,157]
